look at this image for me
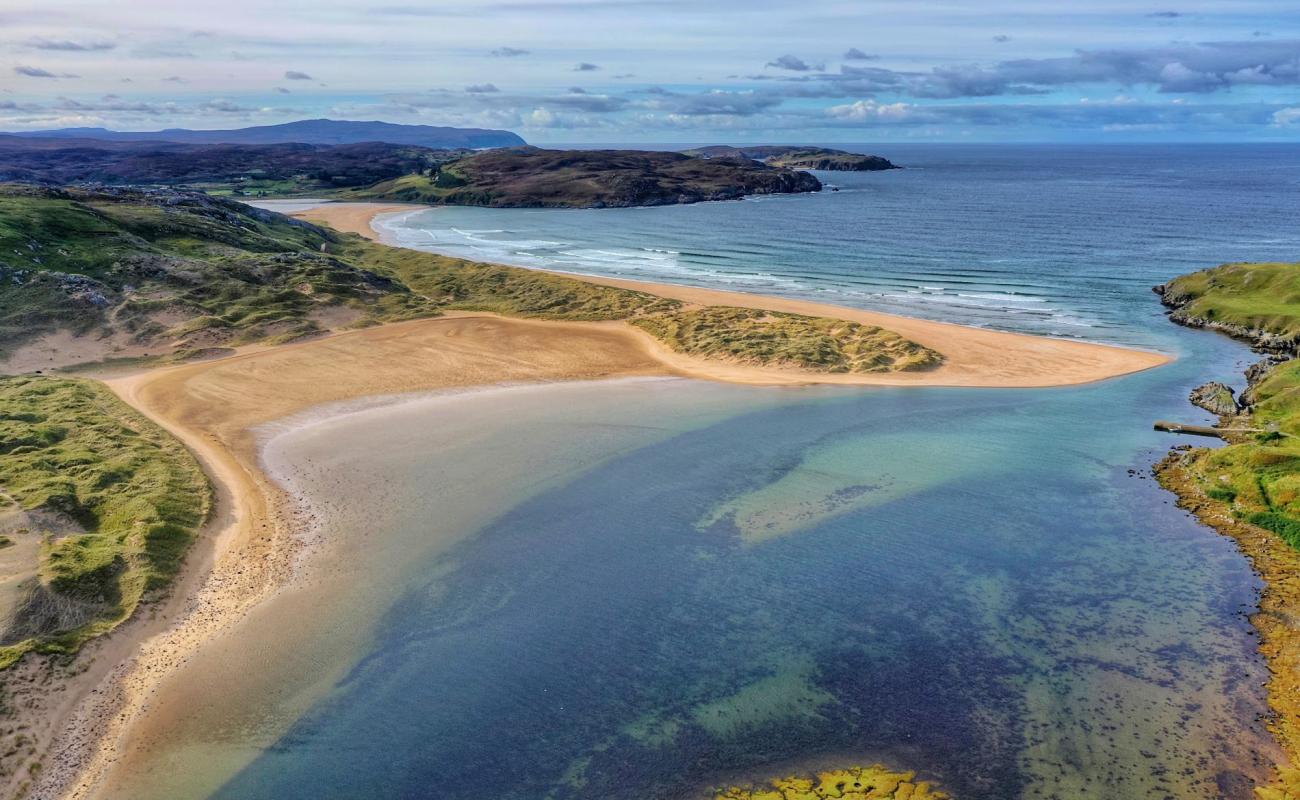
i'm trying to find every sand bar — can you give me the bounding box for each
[298,202,1171,388]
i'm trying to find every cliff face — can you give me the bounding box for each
[355,147,823,208]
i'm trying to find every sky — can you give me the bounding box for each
[1,0,1299,143]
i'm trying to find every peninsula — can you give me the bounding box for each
[684,145,899,171]
[347,147,824,207]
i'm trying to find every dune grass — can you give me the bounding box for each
[2,185,940,378]
[343,239,679,321]
[0,376,209,668]
[632,306,942,373]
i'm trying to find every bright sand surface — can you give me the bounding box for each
[27,201,1173,798]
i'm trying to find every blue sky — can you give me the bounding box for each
[1,0,1299,142]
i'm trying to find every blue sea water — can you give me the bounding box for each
[378,143,1300,349]
[203,145,1300,799]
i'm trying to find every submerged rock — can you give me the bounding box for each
[715,765,948,800]
[1189,381,1239,416]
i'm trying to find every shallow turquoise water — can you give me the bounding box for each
[203,145,1300,799]
[209,329,1271,800]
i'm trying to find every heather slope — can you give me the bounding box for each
[350,147,823,207]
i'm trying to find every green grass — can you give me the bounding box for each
[2,184,939,378]
[1166,264,1300,550]
[0,185,428,358]
[0,376,210,668]
[1163,261,1300,342]
[343,239,678,321]
[631,306,943,373]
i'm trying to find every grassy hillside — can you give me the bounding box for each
[633,307,941,373]
[0,183,432,365]
[349,147,822,208]
[1158,262,1300,547]
[1160,261,1300,347]
[1,183,941,377]
[0,375,209,668]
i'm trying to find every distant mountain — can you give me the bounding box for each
[8,119,525,149]
[0,137,463,195]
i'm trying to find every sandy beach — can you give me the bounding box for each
[22,202,1175,799]
[298,202,1171,389]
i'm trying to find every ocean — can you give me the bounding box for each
[122,145,1300,799]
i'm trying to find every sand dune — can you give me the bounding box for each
[297,202,1171,388]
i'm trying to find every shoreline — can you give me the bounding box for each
[1155,454,1300,793]
[27,314,674,798]
[27,201,1173,798]
[297,201,1172,389]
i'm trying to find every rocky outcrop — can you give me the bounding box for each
[1154,283,1299,355]
[1189,381,1239,416]
[685,145,899,172]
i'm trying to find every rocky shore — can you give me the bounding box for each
[1154,279,1300,796]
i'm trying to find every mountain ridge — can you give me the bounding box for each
[6,119,525,149]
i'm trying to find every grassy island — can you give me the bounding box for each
[0,375,210,668]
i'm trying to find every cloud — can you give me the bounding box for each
[198,98,257,113]
[274,87,291,94]
[284,70,313,80]
[769,39,1300,99]
[573,62,600,71]
[26,38,115,52]
[162,75,186,83]
[826,99,916,121]
[399,87,628,114]
[1148,11,1183,18]
[643,88,783,116]
[490,47,529,57]
[131,45,196,59]
[767,54,822,72]
[465,83,499,93]
[14,65,58,78]
[993,34,1011,43]
[1272,107,1300,127]
[843,48,876,61]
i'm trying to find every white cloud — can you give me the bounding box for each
[826,99,914,122]
[1271,107,1300,127]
